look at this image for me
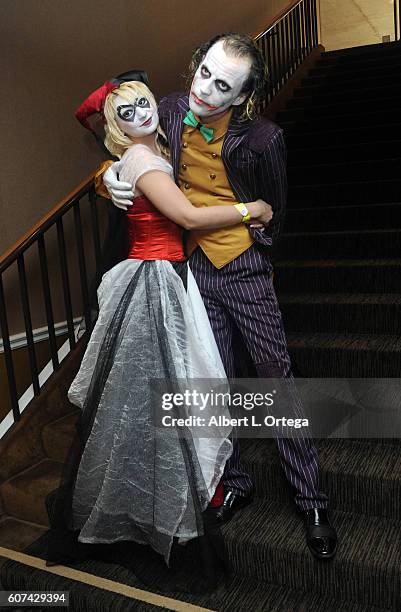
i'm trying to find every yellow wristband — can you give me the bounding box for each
[234,203,251,223]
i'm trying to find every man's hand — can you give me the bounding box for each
[248,199,273,230]
[103,161,134,210]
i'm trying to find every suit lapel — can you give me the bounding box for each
[222,114,251,159]
[169,96,189,180]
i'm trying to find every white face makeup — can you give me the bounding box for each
[189,40,252,120]
[114,94,159,138]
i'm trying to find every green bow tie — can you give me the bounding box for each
[183,110,214,143]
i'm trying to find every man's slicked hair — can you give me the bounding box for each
[186,32,268,121]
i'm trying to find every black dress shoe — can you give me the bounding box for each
[213,490,252,524]
[303,508,337,560]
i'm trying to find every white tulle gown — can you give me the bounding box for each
[67,144,232,563]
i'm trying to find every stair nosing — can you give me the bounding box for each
[289,177,401,189]
[275,257,401,266]
[278,292,401,304]
[0,457,63,488]
[0,514,48,530]
[287,157,401,172]
[286,331,401,352]
[242,439,401,485]
[286,201,401,212]
[224,498,401,571]
[282,228,401,238]
[284,122,401,139]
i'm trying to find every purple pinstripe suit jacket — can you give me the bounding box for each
[158,92,288,250]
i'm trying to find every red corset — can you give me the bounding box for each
[126,196,186,261]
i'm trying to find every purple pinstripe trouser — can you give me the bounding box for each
[189,245,328,511]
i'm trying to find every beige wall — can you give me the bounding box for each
[320,0,395,51]
[0,0,289,254]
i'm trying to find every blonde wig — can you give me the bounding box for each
[103,81,169,158]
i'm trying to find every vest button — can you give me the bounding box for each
[211,153,218,158]
[183,142,188,148]
[182,164,187,170]
[210,173,216,180]
[184,183,190,189]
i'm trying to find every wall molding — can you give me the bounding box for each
[0,318,83,353]
[0,319,84,439]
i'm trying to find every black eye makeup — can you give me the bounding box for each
[200,65,211,77]
[216,80,231,92]
[199,63,231,93]
[117,105,136,121]
[136,97,150,108]
[116,98,151,122]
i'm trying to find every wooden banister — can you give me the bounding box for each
[252,0,306,40]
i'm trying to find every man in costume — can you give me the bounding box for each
[100,33,337,559]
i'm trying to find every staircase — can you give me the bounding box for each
[0,347,82,558]
[276,41,401,381]
[1,42,401,611]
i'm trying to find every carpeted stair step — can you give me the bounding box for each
[278,292,401,334]
[215,574,394,612]
[293,82,401,104]
[288,179,401,207]
[0,459,62,526]
[317,50,401,71]
[41,410,79,463]
[319,41,401,62]
[285,94,401,116]
[287,158,401,185]
[286,89,401,111]
[0,539,393,612]
[300,63,401,89]
[280,112,401,133]
[284,203,401,233]
[223,499,401,611]
[307,58,401,79]
[273,258,401,294]
[301,71,400,90]
[0,341,85,487]
[241,438,401,520]
[278,228,401,260]
[287,140,401,165]
[217,576,392,612]
[284,123,401,148]
[286,332,401,377]
[0,551,169,612]
[280,96,401,120]
[0,516,47,552]
[309,57,401,79]
[282,110,401,133]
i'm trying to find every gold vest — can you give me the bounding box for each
[179,109,253,268]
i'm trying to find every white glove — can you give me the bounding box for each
[103,161,134,210]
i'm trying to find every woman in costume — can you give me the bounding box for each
[47,77,272,575]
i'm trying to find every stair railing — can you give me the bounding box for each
[254,0,321,111]
[0,174,101,426]
[394,0,401,41]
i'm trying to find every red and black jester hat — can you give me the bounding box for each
[75,70,150,132]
